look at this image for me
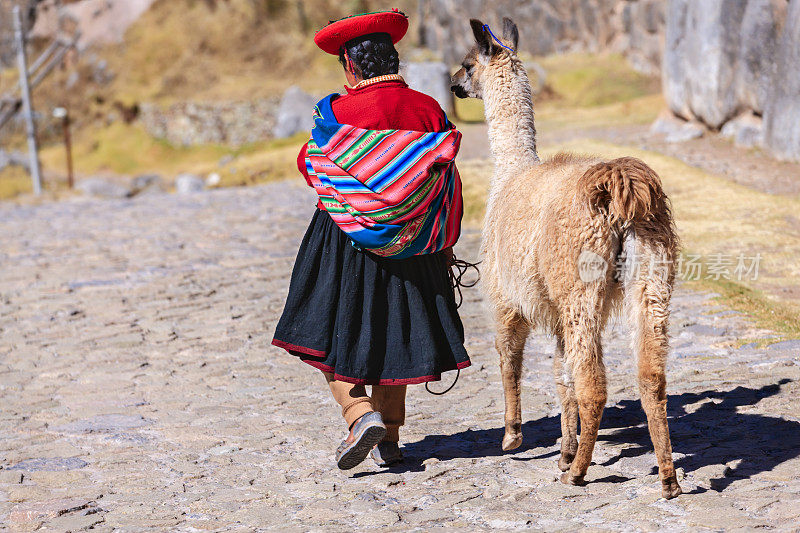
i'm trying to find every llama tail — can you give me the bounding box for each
[578,157,670,229]
[581,158,683,498]
[577,155,679,278]
[579,155,680,359]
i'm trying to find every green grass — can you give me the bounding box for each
[454,98,486,124]
[687,276,800,340]
[454,52,662,126]
[0,168,34,198]
[538,53,660,108]
[0,124,310,199]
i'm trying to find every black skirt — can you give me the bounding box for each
[272,209,470,385]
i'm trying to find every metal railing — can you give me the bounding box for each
[0,1,80,194]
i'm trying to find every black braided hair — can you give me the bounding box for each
[338,32,400,80]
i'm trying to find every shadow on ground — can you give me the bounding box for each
[355,379,800,493]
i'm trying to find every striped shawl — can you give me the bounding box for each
[303,94,463,259]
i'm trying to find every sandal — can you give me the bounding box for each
[335,411,386,470]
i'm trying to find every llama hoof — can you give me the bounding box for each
[560,472,586,486]
[558,453,575,472]
[661,476,683,500]
[501,433,522,451]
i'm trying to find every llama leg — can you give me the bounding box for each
[553,335,578,471]
[495,306,530,451]
[638,339,682,499]
[630,271,682,499]
[560,325,606,486]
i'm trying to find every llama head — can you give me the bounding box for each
[450,17,519,100]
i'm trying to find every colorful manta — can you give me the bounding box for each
[303,94,463,259]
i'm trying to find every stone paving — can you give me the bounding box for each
[1,182,799,531]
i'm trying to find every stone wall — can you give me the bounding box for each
[138,99,279,147]
[417,0,666,75]
[762,0,800,162]
[664,0,799,161]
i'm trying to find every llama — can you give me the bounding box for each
[450,18,682,499]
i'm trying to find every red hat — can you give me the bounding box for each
[314,9,408,55]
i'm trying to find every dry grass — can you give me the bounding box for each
[38,122,235,176]
[455,93,663,128]
[456,138,800,336]
[213,132,310,187]
[548,140,800,296]
[106,0,415,104]
[690,277,800,339]
[1,0,415,150]
[535,94,664,131]
[0,167,33,198]
[536,53,660,108]
[458,158,493,226]
[0,123,308,194]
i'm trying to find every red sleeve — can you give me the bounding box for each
[297,143,312,187]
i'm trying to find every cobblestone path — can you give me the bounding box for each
[1,183,799,531]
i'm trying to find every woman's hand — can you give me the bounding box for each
[443,246,455,268]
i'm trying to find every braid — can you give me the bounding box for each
[338,32,399,80]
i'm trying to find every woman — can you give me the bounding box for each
[272,9,470,470]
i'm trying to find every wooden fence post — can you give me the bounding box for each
[13,6,43,196]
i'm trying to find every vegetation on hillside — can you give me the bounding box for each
[2,0,416,140]
[454,53,661,123]
[2,1,663,198]
[107,0,417,104]
[1,0,416,194]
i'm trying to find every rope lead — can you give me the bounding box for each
[425,252,480,395]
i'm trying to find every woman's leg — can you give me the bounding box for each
[371,385,406,442]
[323,372,374,431]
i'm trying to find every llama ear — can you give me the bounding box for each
[470,19,486,44]
[502,17,519,51]
[470,19,492,56]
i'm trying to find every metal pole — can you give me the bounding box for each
[13,6,42,195]
[29,40,60,74]
[61,111,74,189]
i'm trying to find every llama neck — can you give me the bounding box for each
[483,59,539,176]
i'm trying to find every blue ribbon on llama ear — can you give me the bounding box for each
[482,24,516,53]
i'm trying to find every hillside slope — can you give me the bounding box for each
[106,0,416,104]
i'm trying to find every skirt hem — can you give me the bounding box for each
[271,338,326,357]
[272,338,470,385]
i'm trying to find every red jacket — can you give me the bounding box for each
[297,80,449,208]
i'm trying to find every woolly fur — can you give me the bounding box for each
[451,18,683,500]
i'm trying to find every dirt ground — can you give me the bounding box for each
[1,182,800,531]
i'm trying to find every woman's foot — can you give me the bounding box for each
[370,441,403,467]
[336,411,386,470]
